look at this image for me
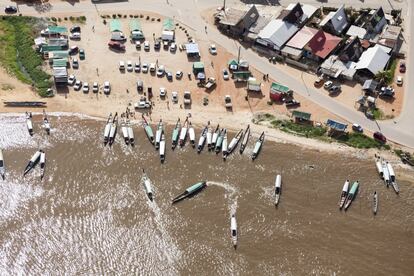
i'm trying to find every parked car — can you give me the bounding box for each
[119,61,125,71]
[285,99,300,107]
[352,123,363,133]
[74,80,82,91]
[69,32,81,40]
[166,71,173,81]
[380,86,395,97]
[144,40,150,51]
[103,81,111,94]
[209,44,217,55]
[170,43,177,52]
[79,49,85,60]
[70,26,81,33]
[69,45,79,55]
[134,62,141,72]
[149,63,156,73]
[68,75,76,85]
[399,61,406,73]
[135,41,141,50]
[176,71,183,79]
[222,69,229,80]
[108,41,125,51]
[328,85,341,94]
[324,80,333,89]
[159,87,167,97]
[137,80,143,91]
[314,77,324,88]
[72,58,79,69]
[156,65,165,77]
[154,40,161,50]
[127,60,133,72]
[92,82,99,93]
[373,132,387,144]
[142,63,149,73]
[82,82,89,93]
[163,41,169,50]
[183,91,191,105]
[110,32,126,41]
[396,76,403,86]
[4,6,17,13]
[224,95,232,108]
[171,91,178,103]
[134,97,151,109]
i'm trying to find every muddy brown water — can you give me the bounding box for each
[0,114,413,275]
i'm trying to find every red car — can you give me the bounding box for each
[108,41,125,51]
[373,132,387,143]
[399,61,406,73]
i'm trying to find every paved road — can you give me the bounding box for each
[1,0,413,147]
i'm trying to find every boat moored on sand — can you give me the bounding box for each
[189,122,196,148]
[222,129,228,160]
[197,126,208,153]
[240,125,250,154]
[0,149,5,180]
[142,115,154,145]
[171,118,181,150]
[251,132,265,160]
[227,129,243,155]
[375,157,383,179]
[103,113,113,145]
[206,122,212,150]
[215,129,224,153]
[339,180,350,209]
[179,118,189,147]
[172,181,207,204]
[121,117,129,145]
[26,112,33,136]
[155,119,164,150]
[160,133,166,163]
[127,119,135,145]
[23,150,42,176]
[211,124,220,150]
[344,181,359,211]
[43,110,51,135]
[108,113,118,146]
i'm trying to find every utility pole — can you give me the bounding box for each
[223,0,226,11]
[237,46,241,64]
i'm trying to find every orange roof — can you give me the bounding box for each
[307,30,342,59]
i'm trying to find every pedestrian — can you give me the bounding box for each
[211,61,214,67]
[205,25,207,33]
[96,67,99,76]
[266,73,269,80]
[92,25,95,32]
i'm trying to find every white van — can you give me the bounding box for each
[119,61,125,71]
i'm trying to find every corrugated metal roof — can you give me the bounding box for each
[257,19,299,50]
[326,119,347,131]
[292,110,311,120]
[193,62,204,69]
[53,58,67,68]
[355,45,390,75]
[270,82,290,93]
[48,26,67,34]
[286,26,318,49]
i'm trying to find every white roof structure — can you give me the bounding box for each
[355,45,390,75]
[185,43,200,54]
[257,19,299,50]
[346,25,367,40]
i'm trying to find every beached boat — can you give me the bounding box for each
[382,161,390,187]
[155,119,163,149]
[108,113,118,146]
[142,115,154,144]
[375,157,383,179]
[215,129,224,153]
[103,113,112,145]
[127,119,134,145]
[211,124,220,150]
[171,118,181,149]
[222,129,228,160]
[386,162,395,182]
[43,110,51,135]
[0,148,5,180]
[373,191,378,215]
[189,122,196,148]
[121,118,129,145]
[227,129,243,155]
[274,174,282,206]
[231,214,238,248]
[339,180,350,209]
[239,125,250,154]
[40,151,46,180]
[172,181,207,204]
[206,122,213,150]
[160,133,166,163]
[179,118,189,147]
[23,150,42,176]
[197,126,208,153]
[251,132,265,160]
[391,181,400,194]
[344,181,359,211]
[26,112,33,136]
[142,169,153,201]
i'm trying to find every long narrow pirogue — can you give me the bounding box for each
[39,151,46,180]
[189,122,196,148]
[0,148,5,180]
[108,112,118,146]
[227,129,243,155]
[274,174,282,206]
[230,214,238,249]
[344,181,359,211]
[142,169,154,201]
[373,191,378,215]
[103,113,112,145]
[197,126,208,153]
[239,124,250,154]
[211,124,220,150]
[179,117,189,147]
[121,117,129,145]
[155,119,163,150]
[222,129,228,160]
[172,181,207,204]
[43,109,51,135]
[159,133,166,163]
[26,112,33,136]
[142,115,154,144]
[206,122,213,150]
[339,180,350,210]
[251,131,265,160]
[23,150,42,176]
[171,118,181,150]
[215,129,224,153]
[127,118,135,146]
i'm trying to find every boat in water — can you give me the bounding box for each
[231,214,237,249]
[189,122,196,148]
[142,115,154,145]
[239,125,250,154]
[26,112,33,136]
[382,161,390,187]
[155,119,163,150]
[215,129,224,153]
[142,169,154,201]
[373,191,378,215]
[274,174,282,206]
[121,117,130,145]
[339,180,350,209]
[172,181,207,204]
[386,162,395,182]
[206,122,213,150]
[127,119,135,146]
[375,157,383,179]
[171,118,181,150]
[344,181,359,211]
[159,133,166,163]
[108,113,118,146]
[0,148,5,180]
[251,132,265,160]
[23,150,42,176]
[43,110,51,135]
[197,126,208,154]
[179,117,189,147]
[211,124,220,150]
[227,129,243,155]
[40,151,46,180]
[391,181,400,194]
[222,129,228,160]
[103,113,113,145]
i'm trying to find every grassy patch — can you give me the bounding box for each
[270,119,327,138]
[1,83,14,90]
[335,133,390,149]
[0,16,52,97]
[372,108,384,120]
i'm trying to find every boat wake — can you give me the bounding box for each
[207,181,239,215]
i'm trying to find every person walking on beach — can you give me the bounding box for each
[92,25,95,32]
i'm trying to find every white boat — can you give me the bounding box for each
[197,126,207,154]
[121,118,129,145]
[375,158,383,179]
[160,133,166,163]
[142,169,154,201]
[155,119,163,150]
[227,129,243,155]
[251,132,265,160]
[274,174,282,206]
[179,118,189,147]
[103,113,112,145]
[239,125,250,154]
[43,110,51,135]
[127,120,135,145]
[382,161,390,187]
[23,150,41,176]
[211,124,220,150]
[373,191,378,215]
[391,181,400,194]
[40,151,46,180]
[386,162,395,182]
[108,113,118,146]
[189,122,196,148]
[26,112,33,136]
[230,214,237,248]
[0,148,5,180]
[222,129,228,160]
[339,180,349,209]
[206,122,213,150]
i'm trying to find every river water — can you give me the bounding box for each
[0,114,413,275]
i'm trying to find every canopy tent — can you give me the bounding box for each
[362,79,379,92]
[228,59,238,70]
[270,82,291,101]
[41,45,65,53]
[110,19,122,33]
[292,110,311,122]
[326,119,347,132]
[53,58,68,68]
[192,62,204,73]
[185,43,200,56]
[247,77,261,91]
[233,71,250,81]
[48,26,68,34]
[161,30,174,41]
[48,50,69,60]
[163,18,175,31]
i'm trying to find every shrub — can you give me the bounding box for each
[146,16,150,20]
[129,14,133,18]
[151,18,155,21]
[69,16,74,21]
[157,18,161,22]
[64,17,68,20]
[112,14,116,18]
[51,17,57,22]
[117,14,122,18]
[79,16,86,22]
[140,14,144,18]
[58,18,62,22]
[123,15,127,18]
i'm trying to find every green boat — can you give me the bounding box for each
[251,132,264,160]
[215,129,224,153]
[171,118,181,149]
[142,115,154,144]
[344,181,359,210]
[172,181,207,204]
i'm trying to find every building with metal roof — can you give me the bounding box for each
[305,30,342,60]
[355,45,390,76]
[319,5,349,35]
[256,19,299,51]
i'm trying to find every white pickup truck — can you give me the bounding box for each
[184,91,191,105]
[224,95,233,109]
